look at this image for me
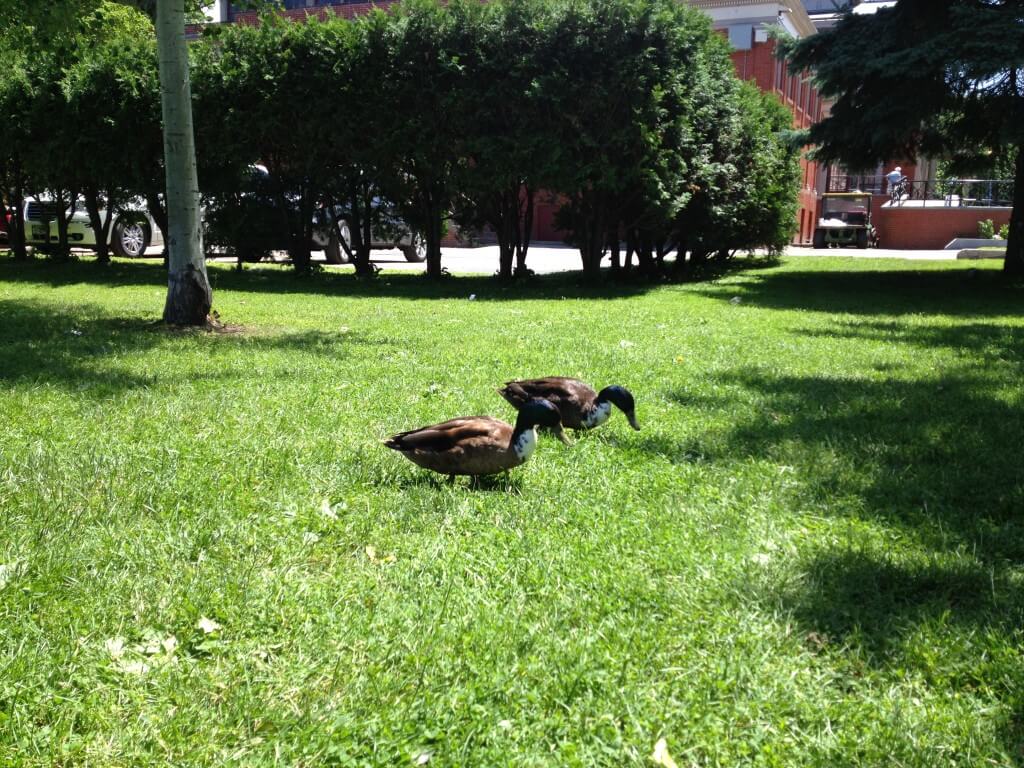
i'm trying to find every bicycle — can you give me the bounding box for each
[889,177,909,206]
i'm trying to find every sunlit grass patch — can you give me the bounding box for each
[1,254,1022,766]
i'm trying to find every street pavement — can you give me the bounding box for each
[194,242,969,274]
[320,243,959,275]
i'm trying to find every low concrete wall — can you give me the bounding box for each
[874,203,1011,250]
[957,248,1005,260]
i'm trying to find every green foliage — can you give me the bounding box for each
[978,219,996,239]
[373,0,469,277]
[1,0,802,279]
[999,222,1010,240]
[451,0,560,278]
[1,255,1023,764]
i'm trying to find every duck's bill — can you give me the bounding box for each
[554,424,572,445]
[627,412,641,431]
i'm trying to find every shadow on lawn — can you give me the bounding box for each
[800,319,1024,373]
[597,430,710,465]
[721,363,1024,671]
[0,298,387,393]
[699,266,1023,317]
[722,367,1024,558]
[0,255,669,302]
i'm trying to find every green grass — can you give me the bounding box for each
[1,254,1023,766]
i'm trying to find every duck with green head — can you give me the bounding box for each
[499,377,640,431]
[384,398,569,477]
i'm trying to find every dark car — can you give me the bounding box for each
[203,165,425,264]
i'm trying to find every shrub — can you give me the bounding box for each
[977,219,996,239]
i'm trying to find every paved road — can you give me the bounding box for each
[190,242,975,275]
[316,243,961,275]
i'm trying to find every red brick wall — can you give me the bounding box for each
[731,39,822,244]
[874,204,1012,249]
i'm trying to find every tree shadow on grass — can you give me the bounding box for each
[698,266,1023,317]
[799,319,1024,373]
[0,298,389,394]
[719,361,1024,710]
[720,362,1024,763]
[720,367,1024,559]
[0,255,668,302]
[597,430,711,465]
[0,250,788,303]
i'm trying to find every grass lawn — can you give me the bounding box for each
[1,254,1022,766]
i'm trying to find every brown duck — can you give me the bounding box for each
[384,398,568,477]
[499,378,640,431]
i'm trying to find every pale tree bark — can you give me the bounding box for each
[156,0,211,325]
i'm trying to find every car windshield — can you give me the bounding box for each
[823,197,869,216]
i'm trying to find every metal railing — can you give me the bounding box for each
[886,179,1014,208]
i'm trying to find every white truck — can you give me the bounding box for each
[22,198,163,257]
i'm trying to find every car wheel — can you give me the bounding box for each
[401,233,427,263]
[112,217,150,258]
[325,222,351,264]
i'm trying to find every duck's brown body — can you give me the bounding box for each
[384,416,533,476]
[500,377,610,430]
[499,377,599,429]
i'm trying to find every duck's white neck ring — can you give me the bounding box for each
[583,401,612,429]
[511,426,538,461]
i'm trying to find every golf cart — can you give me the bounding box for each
[813,192,876,249]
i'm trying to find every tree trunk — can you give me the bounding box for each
[637,230,656,279]
[83,186,113,264]
[287,190,314,275]
[1004,150,1024,279]
[157,0,212,325]
[52,188,75,260]
[497,190,514,280]
[9,182,27,261]
[425,214,443,278]
[423,194,444,279]
[575,197,605,281]
[515,187,534,276]
[607,224,621,275]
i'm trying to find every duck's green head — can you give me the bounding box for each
[599,385,640,430]
[516,398,570,444]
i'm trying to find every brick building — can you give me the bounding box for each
[686,1,824,244]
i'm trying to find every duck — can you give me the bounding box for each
[384,398,569,477]
[498,377,640,431]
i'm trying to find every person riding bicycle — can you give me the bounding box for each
[886,166,908,204]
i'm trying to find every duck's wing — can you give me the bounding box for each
[499,378,595,428]
[385,416,509,453]
[500,377,595,407]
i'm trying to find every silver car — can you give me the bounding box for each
[23,198,163,257]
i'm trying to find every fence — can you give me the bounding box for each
[887,178,1014,208]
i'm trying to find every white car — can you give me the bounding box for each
[23,198,163,257]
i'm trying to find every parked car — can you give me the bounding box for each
[813,192,877,249]
[22,197,163,257]
[328,207,426,265]
[204,166,425,264]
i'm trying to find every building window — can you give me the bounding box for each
[727,24,753,51]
